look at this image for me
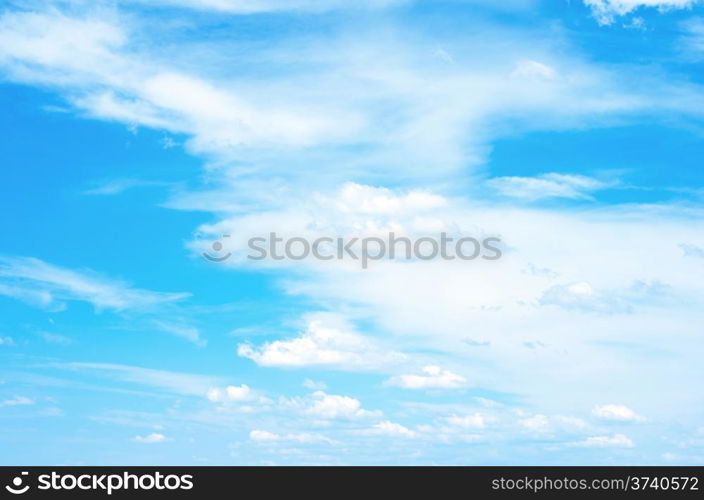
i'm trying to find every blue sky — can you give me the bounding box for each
[1,0,704,465]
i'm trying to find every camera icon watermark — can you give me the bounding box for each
[202,234,232,262]
[5,471,30,495]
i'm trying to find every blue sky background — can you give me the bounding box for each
[1,0,704,465]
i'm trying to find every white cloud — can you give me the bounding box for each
[680,243,704,258]
[0,10,353,161]
[151,320,205,346]
[359,420,417,438]
[681,18,704,58]
[385,366,467,390]
[127,0,404,14]
[218,184,704,428]
[63,362,225,397]
[2,3,704,460]
[0,396,33,408]
[4,6,701,187]
[584,0,699,25]
[445,413,486,429]
[0,336,14,346]
[249,430,333,444]
[249,430,278,441]
[0,283,60,311]
[206,384,255,403]
[330,183,447,215]
[592,404,645,422]
[539,282,622,314]
[0,256,201,344]
[38,331,73,345]
[511,60,557,80]
[0,256,188,312]
[573,433,635,448]
[487,173,612,201]
[519,414,551,431]
[84,178,170,196]
[133,433,168,444]
[539,280,672,314]
[238,316,404,371]
[284,391,381,420]
[302,379,327,391]
[518,413,588,434]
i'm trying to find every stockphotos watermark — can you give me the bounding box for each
[203,232,503,269]
[4,470,194,495]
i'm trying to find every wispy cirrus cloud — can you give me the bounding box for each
[0,256,207,344]
[3,5,704,187]
[60,362,224,397]
[83,178,172,196]
[0,396,34,408]
[126,0,406,14]
[0,256,188,312]
[487,173,614,201]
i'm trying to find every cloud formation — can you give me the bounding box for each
[592,404,645,422]
[385,366,468,390]
[584,0,699,25]
[238,317,404,371]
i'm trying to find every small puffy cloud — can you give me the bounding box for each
[306,391,381,419]
[592,404,645,422]
[584,0,698,25]
[249,430,278,441]
[519,413,588,434]
[519,414,550,431]
[359,420,417,438]
[487,173,611,201]
[332,183,446,215]
[573,433,634,448]
[238,319,403,371]
[133,433,168,444]
[206,384,255,403]
[249,430,333,444]
[302,379,327,391]
[540,282,626,314]
[445,413,486,429]
[385,366,467,390]
[283,391,381,420]
[0,336,14,346]
[0,396,33,407]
